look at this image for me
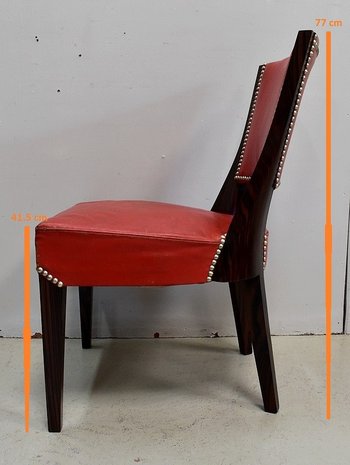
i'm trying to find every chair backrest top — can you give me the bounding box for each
[235,30,319,189]
[212,30,319,215]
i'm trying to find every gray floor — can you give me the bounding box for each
[1,336,349,465]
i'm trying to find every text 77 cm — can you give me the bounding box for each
[315,18,343,27]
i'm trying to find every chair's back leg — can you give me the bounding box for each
[79,286,93,349]
[39,276,67,432]
[229,274,278,413]
[229,282,252,355]
[249,273,279,413]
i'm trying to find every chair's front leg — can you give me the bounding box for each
[250,273,279,413]
[229,281,252,355]
[39,276,67,432]
[79,286,93,349]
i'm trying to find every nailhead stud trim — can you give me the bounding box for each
[37,266,64,287]
[234,64,266,182]
[274,34,319,188]
[263,230,269,268]
[207,234,227,282]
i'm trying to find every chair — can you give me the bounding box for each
[35,30,319,431]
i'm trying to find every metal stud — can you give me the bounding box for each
[235,65,266,180]
[274,37,314,189]
[206,233,228,282]
[36,265,63,287]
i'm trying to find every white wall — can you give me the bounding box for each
[1,0,349,337]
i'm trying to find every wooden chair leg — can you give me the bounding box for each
[79,286,93,349]
[229,282,252,355]
[249,273,279,413]
[39,276,67,432]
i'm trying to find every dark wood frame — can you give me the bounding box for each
[38,31,318,431]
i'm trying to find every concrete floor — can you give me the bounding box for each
[0,336,349,465]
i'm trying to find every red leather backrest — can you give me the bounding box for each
[212,31,319,216]
[234,57,290,182]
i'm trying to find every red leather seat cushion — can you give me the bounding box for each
[35,201,233,286]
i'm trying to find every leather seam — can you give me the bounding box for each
[36,228,230,245]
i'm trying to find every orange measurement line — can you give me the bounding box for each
[325,31,332,420]
[23,226,31,432]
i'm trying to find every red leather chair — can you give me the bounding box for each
[36,30,319,431]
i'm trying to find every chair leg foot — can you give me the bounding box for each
[39,276,67,432]
[79,286,93,349]
[229,282,252,355]
[250,274,279,413]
